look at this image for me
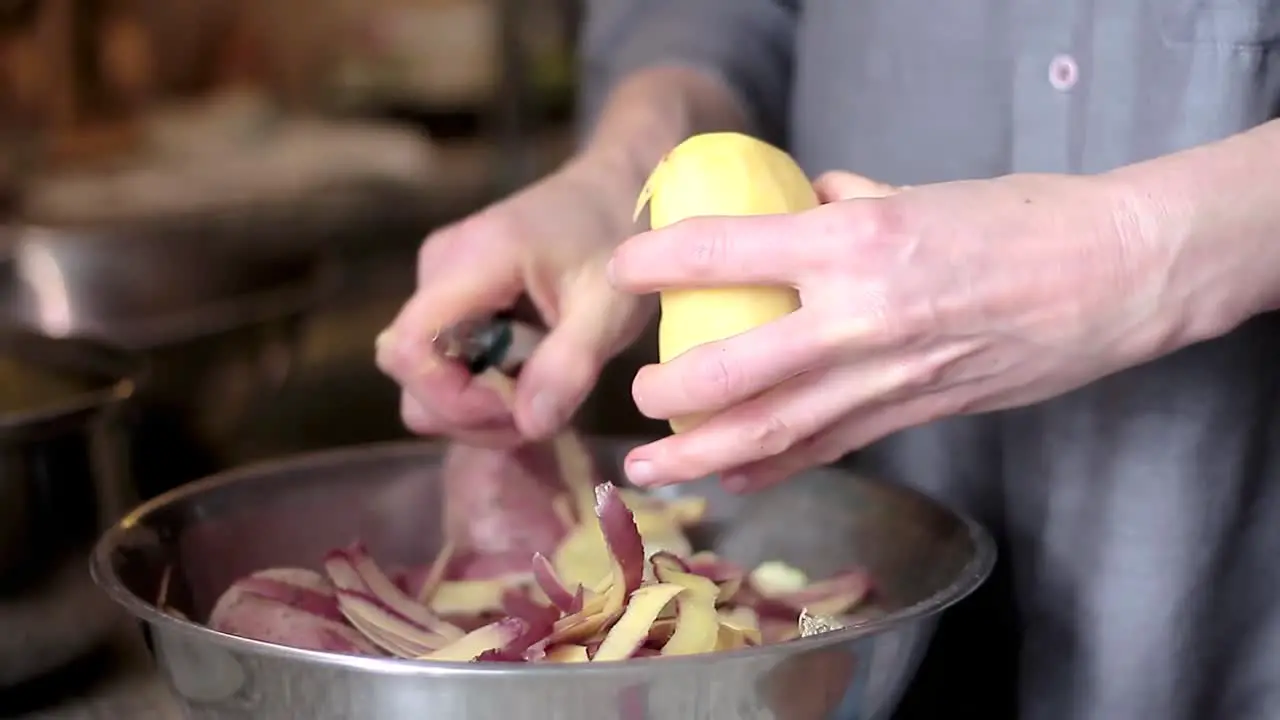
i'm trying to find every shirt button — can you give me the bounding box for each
[1048,54,1078,91]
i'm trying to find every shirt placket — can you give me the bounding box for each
[1011,1,1080,173]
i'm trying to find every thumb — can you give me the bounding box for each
[378,257,521,375]
[380,223,522,364]
[813,171,899,204]
[512,256,651,439]
[376,230,524,429]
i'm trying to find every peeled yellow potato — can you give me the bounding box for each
[632,132,818,433]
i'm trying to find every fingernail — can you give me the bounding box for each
[627,459,657,486]
[375,329,394,351]
[528,391,561,436]
[721,473,749,493]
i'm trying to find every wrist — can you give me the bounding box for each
[584,65,752,167]
[558,151,648,242]
[1103,121,1280,353]
[571,65,755,243]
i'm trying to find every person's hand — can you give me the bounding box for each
[608,170,1173,490]
[376,155,653,447]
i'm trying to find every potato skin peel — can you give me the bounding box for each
[633,133,818,434]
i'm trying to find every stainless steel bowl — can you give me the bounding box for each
[0,222,339,495]
[0,331,141,685]
[91,440,995,720]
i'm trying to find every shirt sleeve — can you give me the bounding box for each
[577,0,798,144]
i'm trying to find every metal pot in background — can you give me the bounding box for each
[0,221,340,498]
[0,330,141,686]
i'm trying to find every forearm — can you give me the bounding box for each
[576,0,797,178]
[579,66,753,202]
[1106,119,1280,350]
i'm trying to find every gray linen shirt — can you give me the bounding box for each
[582,2,1280,719]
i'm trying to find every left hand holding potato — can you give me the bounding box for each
[609,170,1179,491]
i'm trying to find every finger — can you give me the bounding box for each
[631,309,834,421]
[379,225,523,380]
[416,216,520,288]
[609,208,840,293]
[727,391,957,493]
[376,223,524,430]
[377,293,511,430]
[514,255,653,439]
[400,393,523,448]
[812,171,898,204]
[624,346,951,486]
[621,363,854,487]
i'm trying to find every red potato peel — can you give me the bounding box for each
[336,590,444,657]
[500,588,560,629]
[442,443,576,559]
[429,577,528,616]
[425,618,533,662]
[212,594,380,655]
[412,540,457,603]
[544,644,590,663]
[451,550,536,580]
[343,544,464,638]
[208,571,379,656]
[717,607,764,647]
[531,553,583,613]
[592,583,685,662]
[652,560,721,656]
[203,418,875,663]
[595,484,646,595]
[776,570,872,616]
[325,547,464,642]
[232,569,345,623]
[543,483,653,644]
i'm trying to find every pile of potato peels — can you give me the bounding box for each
[201,484,870,663]
[195,405,873,663]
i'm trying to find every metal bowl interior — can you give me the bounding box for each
[92,440,995,719]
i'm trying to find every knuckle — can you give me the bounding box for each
[685,349,737,405]
[743,413,798,458]
[678,220,729,278]
[847,195,901,240]
[816,198,904,275]
[418,212,515,281]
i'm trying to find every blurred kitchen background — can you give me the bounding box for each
[0,0,663,500]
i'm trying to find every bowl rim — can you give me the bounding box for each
[0,223,344,349]
[91,439,997,675]
[0,330,143,438]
